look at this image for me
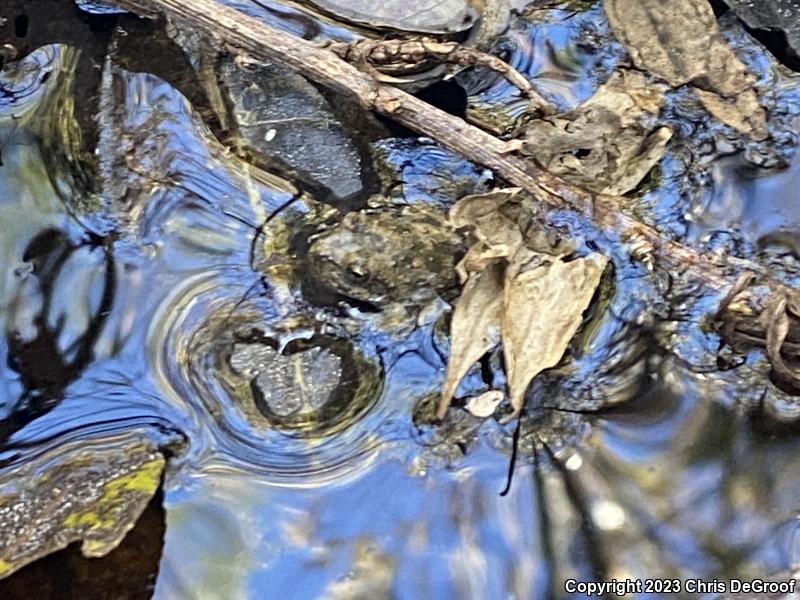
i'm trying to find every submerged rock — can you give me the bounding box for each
[230,343,342,420]
[223,332,382,435]
[0,431,167,580]
[299,0,479,34]
[723,0,800,68]
[221,58,364,201]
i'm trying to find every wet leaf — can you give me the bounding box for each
[695,88,768,141]
[0,433,165,580]
[440,190,609,419]
[764,295,800,383]
[603,0,750,92]
[438,261,504,419]
[449,188,522,232]
[603,0,767,139]
[516,71,672,195]
[716,278,800,385]
[502,250,608,416]
[449,188,523,278]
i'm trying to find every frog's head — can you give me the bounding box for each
[308,207,461,308]
[308,231,393,305]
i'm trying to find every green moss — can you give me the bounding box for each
[61,457,164,533]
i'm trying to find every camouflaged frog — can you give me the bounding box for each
[308,202,463,327]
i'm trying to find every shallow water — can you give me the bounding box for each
[3,3,800,599]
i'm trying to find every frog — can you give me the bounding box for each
[307,201,463,328]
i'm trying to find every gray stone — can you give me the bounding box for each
[221,59,363,200]
[724,0,800,65]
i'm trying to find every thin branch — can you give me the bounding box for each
[107,0,746,286]
[106,0,800,381]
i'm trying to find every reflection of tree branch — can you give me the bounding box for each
[1,230,116,443]
[532,446,559,600]
[1,1,224,158]
[541,441,610,585]
[2,1,114,159]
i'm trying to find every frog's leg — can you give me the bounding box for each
[325,38,553,115]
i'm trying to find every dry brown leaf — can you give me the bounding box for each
[456,241,509,282]
[442,190,609,419]
[502,250,608,417]
[450,189,523,280]
[437,261,504,419]
[695,88,769,141]
[603,0,750,92]
[449,188,524,251]
[604,126,673,196]
[603,0,767,139]
[448,188,521,229]
[517,71,672,195]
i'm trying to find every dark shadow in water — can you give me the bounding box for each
[542,442,610,584]
[0,0,116,155]
[375,79,468,138]
[1,485,166,600]
[0,1,227,158]
[1,229,115,444]
[532,447,558,600]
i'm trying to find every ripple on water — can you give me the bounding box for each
[148,271,391,485]
[458,4,624,130]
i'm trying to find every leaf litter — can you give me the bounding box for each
[438,189,608,419]
[438,0,777,421]
[512,70,672,195]
[603,0,768,139]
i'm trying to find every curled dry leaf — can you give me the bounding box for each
[437,261,504,419]
[603,0,768,139]
[515,70,672,195]
[766,296,797,380]
[716,277,800,386]
[448,188,522,231]
[0,432,165,579]
[502,250,608,417]
[449,188,523,279]
[439,189,609,419]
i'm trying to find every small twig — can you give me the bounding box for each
[107,0,800,373]
[108,0,741,285]
[499,414,523,496]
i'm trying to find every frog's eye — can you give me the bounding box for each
[345,265,370,284]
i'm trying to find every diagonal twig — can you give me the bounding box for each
[106,0,800,382]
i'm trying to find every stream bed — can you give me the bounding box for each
[2,1,800,599]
